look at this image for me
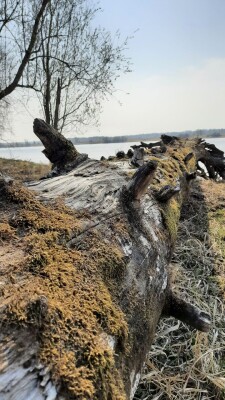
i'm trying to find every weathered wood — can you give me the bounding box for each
[131,147,145,167]
[161,134,179,145]
[131,140,161,149]
[185,171,197,181]
[116,150,126,159]
[125,161,157,201]
[1,126,222,400]
[0,329,58,400]
[33,118,88,172]
[184,152,194,164]
[196,139,225,179]
[154,183,181,202]
[163,292,211,332]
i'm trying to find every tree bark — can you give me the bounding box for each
[1,128,222,400]
[53,78,61,130]
[196,140,225,179]
[33,118,88,171]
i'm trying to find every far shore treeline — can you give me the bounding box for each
[1,128,225,148]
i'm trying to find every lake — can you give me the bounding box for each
[0,138,224,164]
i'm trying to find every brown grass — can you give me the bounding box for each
[136,180,225,400]
[0,157,50,181]
[201,180,225,299]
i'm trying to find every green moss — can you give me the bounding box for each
[0,181,128,399]
[0,222,16,241]
[148,143,196,243]
[161,197,181,243]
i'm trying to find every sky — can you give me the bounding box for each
[8,0,225,141]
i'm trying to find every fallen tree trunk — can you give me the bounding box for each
[1,122,224,400]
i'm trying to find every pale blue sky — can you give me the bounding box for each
[98,0,225,74]
[12,0,225,140]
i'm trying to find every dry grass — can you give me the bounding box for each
[201,180,225,300]
[0,157,50,181]
[136,180,225,400]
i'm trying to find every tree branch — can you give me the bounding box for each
[0,0,50,100]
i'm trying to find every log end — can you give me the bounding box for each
[126,160,158,201]
[154,184,181,202]
[33,118,87,171]
[33,118,51,135]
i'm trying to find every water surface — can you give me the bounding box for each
[0,138,224,164]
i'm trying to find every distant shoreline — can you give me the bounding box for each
[1,129,225,148]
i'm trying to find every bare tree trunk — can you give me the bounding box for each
[43,13,53,126]
[53,78,61,130]
[1,126,222,400]
[44,64,51,125]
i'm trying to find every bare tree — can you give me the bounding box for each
[0,0,130,134]
[20,0,131,132]
[0,0,50,100]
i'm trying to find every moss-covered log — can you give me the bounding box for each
[1,123,223,400]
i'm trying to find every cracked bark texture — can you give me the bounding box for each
[0,122,220,400]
